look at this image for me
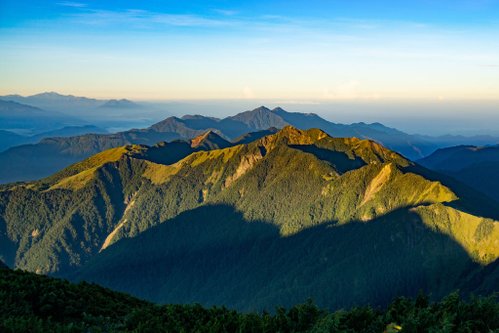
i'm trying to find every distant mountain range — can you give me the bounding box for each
[0,100,83,133]
[0,126,497,311]
[0,125,107,152]
[0,92,159,132]
[0,92,139,114]
[419,145,499,202]
[1,104,498,183]
[99,99,139,109]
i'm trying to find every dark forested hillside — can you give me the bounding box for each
[419,145,499,202]
[1,268,498,332]
[75,204,499,311]
[0,126,497,311]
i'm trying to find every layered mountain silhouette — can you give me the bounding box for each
[0,126,497,310]
[1,92,118,113]
[419,145,499,202]
[0,92,159,135]
[0,100,83,133]
[0,125,107,153]
[2,105,498,183]
[99,99,138,109]
[0,130,26,152]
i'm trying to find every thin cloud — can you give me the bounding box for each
[214,9,239,16]
[68,9,237,28]
[58,5,439,37]
[58,2,87,8]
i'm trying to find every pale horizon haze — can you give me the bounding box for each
[1,0,498,135]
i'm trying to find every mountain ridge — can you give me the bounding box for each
[3,105,497,184]
[0,126,497,310]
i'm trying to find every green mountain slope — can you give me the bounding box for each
[0,126,497,310]
[0,122,222,183]
[0,131,231,271]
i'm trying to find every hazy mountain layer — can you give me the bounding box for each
[419,145,499,202]
[0,100,83,134]
[0,130,26,152]
[0,125,107,153]
[0,92,160,132]
[3,105,498,184]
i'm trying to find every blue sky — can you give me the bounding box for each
[1,0,499,101]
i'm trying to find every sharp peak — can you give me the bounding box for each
[198,129,220,137]
[190,130,226,147]
[251,106,287,113]
[251,105,272,112]
[150,116,183,124]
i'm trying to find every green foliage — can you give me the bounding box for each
[0,126,498,311]
[74,204,498,312]
[1,269,498,332]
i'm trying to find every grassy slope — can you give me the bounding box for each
[0,127,497,310]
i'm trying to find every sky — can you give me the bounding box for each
[0,1,498,135]
[1,0,499,100]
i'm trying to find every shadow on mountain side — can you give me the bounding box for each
[0,142,85,183]
[457,258,499,296]
[73,204,492,312]
[72,205,278,302]
[215,119,252,139]
[0,217,16,267]
[132,141,195,165]
[289,144,366,174]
